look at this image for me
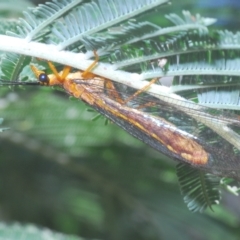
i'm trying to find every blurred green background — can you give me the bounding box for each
[1,0,240,239]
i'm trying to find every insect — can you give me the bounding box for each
[1,53,240,179]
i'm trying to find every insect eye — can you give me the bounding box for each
[38,73,49,85]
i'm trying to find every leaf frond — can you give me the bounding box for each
[108,30,240,83]
[197,87,240,110]
[0,53,31,81]
[53,0,169,50]
[80,21,162,51]
[0,19,19,35]
[80,9,213,52]
[108,30,212,69]
[176,163,221,212]
[8,0,83,41]
[165,10,216,27]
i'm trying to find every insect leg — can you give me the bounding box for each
[81,50,99,79]
[122,78,159,105]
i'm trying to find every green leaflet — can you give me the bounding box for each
[176,163,221,212]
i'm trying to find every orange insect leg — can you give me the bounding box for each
[47,61,71,83]
[123,78,159,105]
[82,50,99,79]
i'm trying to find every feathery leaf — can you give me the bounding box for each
[176,163,221,212]
[8,0,83,40]
[53,0,169,50]
[0,53,31,81]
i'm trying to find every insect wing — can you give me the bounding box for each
[81,80,240,179]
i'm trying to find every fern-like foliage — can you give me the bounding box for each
[0,53,31,81]
[176,163,221,212]
[52,0,169,50]
[0,19,19,35]
[9,0,83,41]
[80,21,163,51]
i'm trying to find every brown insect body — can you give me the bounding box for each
[46,71,209,166]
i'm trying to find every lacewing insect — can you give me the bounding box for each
[2,54,240,179]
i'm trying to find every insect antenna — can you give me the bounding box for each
[0,80,40,86]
